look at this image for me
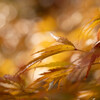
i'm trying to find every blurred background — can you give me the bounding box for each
[0,0,100,82]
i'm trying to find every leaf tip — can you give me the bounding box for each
[49,32,60,41]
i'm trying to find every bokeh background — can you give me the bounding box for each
[0,0,100,84]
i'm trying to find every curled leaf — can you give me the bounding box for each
[50,32,75,48]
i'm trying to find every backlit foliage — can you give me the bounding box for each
[0,0,100,100]
[0,16,100,100]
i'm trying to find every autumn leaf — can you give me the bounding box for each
[79,17,100,41]
[50,32,75,47]
[36,61,73,69]
[16,42,75,75]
